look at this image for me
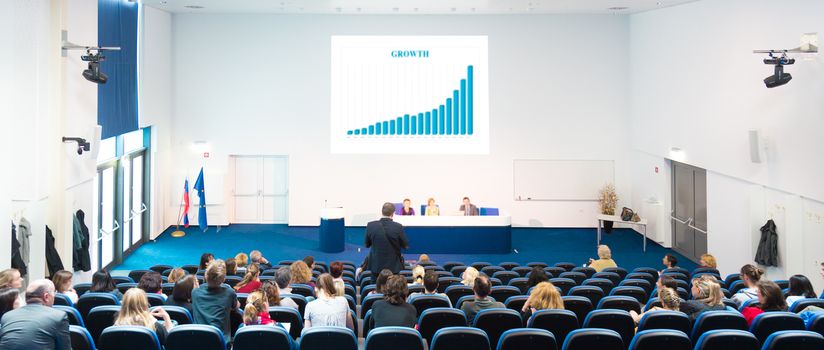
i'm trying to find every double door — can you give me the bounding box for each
[232,156,288,223]
[671,161,708,262]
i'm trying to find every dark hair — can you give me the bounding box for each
[788,274,817,298]
[172,275,197,302]
[740,264,764,283]
[225,258,237,275]
[665,254,678,267]
[51,270,74,293]
[199,253,214,270]
[383,275,408,305]
[275,267,291,289]
[262,281,281,306]
[381,202,396,217]
[90,270,116,292]
[375,269,394,294]
[423,271,439,293]
[757,280,787,311]
[330,262,343,278]
[659,275,678,290]
[303,256,315,268]
[463,197,470,201]
[138,272,163,294]
[527,267,549,288]
[473,276,491,298]
[0,287,19,319]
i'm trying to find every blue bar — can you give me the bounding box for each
[468,66,473,135]
[361,128,367,134]
[347,130,353,135]
[368,125,375,135]
[446,99,452,134]
[432,109,438,135]
[382,121,389,135]
[354,129,360,135]
[396,117,402,135]
[411,115,417,134]
[439,105,445,135]
[418,113,424,135]
[375,123,381,134]
[460,79,466,135]
[425,112,431,135]
[453,90,459,133]
[404,114,410,135]
[390,120,395,135]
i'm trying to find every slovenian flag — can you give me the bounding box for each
[182,178,190,228]
[193,167,208,231]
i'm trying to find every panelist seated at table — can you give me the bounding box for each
[400,199,415,216]
[459,197,479,216]
[424,198,440,216]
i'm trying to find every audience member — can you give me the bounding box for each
[522,281,563,319]
[261,281,285,308]
[630,287,680,323]
[166,275,197,314]
[249,250,273,270]
[0,269,25,307]
[0,288,20,319]
[461,266,479,287]
[527,267,549,288]
[742,280,787,326]
[90,269,123,299]
[680,276,725,320]
[411,265,425,285]
[460,197,479,216]
[732,264,764,306]
[657,274,678,291]
[235,253,249,273]
[408,271,451,307]
[191,259,239,341]
[303,256,316,271]
[0,279,70,350]
[304,274,353,330]
[372,269,394,295]
[662,254,678,271]
[225,258,238,276]
[115,288,173,344]
[460,276,504,323]
[51,270,78,304]
[356,256,369,280]
[372,275,416,328]
[418,254,431,264]
[242,291,275,326]
[330,262,345,297]
[699,254,718,269]
[167,268,186,284]
[588,245,618,272]
[290,260,315,288]
[785,274,817,306]
[199,252,214,270]
[274,267,299,309]
[365,202,409,275]
[138,271,166,299]
[425,198,440,216]
[235,264,262,293]
[401,198,415,215]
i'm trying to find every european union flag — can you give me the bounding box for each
[193,167,207,231]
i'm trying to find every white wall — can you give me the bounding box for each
[169,14,633,227]
[630,0,824,289]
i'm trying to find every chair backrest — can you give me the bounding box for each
[87,305,121,343]
[582,278,615,295]
[361,293,384,316]
[562,296,593,326]
[445,285,474,305]
[233,325,292,350]
[572,267,596,279]
[364,327,425,350]
[165,324,226,350]
[299,326,358,350]
[267,306,303,340]
[498,262,520,270]
[496,328,557,350]
[450,265,468,278]
[737,298,759,311]
[663,267,690,278]
[789,298,824,313]
[761,330,824,350]
[493,271,520,286]
[551,262,573,271]
[602,267,629,280]
[69,325,96,350]
[161,282,175,296]
[490,286,521,302]
[624,273,656,287]
[618,278,653,295]
[153,305,192,325]
[471,262,493,270]
[513,266,534,277]
[568,285,605,306]
[76,292,120,322]
[636,310,690,334]
[116,282,138,294]
[54,292,74,307]
[559,272,587,285]
[582,309,635,348]
[749,311,806,344]
[691,267,720,276]
[430,326,490,350]
[728,280,746,295]
[809,312,824,338]
[690,310,748,341]
[527,309,578,345]
[457,295,497,310]
[628,329,691,350]
[592,272,622,286]
[472,308,523,347]
[609,286,648,304]
[98,325,161,350]
[112,275,135,285]
[561,328,623,350]
[549,278,576,295]
[289,284,315,298]
[418,308,468,342]
[507,278,530,294]
[693,329,759,350]
[146,293,166,307]
[504,295,529,314]
[441,262,464,272]
[597,295,641,313]
[55,305,85,327]
[631,267,659,281]
[280,293,307,317]
[482,265,505,276]
[410,294,452,317]
[127,270,151,283]
[437,277,462,293]
[479,207,500,216]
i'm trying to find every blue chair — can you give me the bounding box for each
[98,325,161,350]
[54,293,74,307]
[738,298,759,311]
[409,294,451,317]
[363,309,375,336]
[561,328,623,350]
[749,311,806,344]
[364,327,425,350]
[76,292,120,323]
[280,293,307,317]
[568,285,605,306]
[789,298,824,313]
[728,280,747,295]
[146,293,166,307]
[636,310,690,334]
[233,325,292,350]
[690,310,748,341]
[493,271,520,286]
[498,262,520,270]
[361,293,384,316]
[153,305,192,325]
[583,309,635,348]
[267,306,303,340]
[592,272,622,287]
[150,264,173,274]
[299,326,357,350]
[527,309,578,345]
[514,266,534,277]
[69,325,96,350]
[55,305,85,327]
[418,308,467,342]
[691,267,720,276]
[609,286,648,304]
[116,282,138,294]
[551,262,573,271]
[430,327,489,350]
[86,305,121,343]
[496,328,556,350]
[504,295,529,314]
[445,285,474,306]
[288,284,315,298]
[628,329,690,350]
[693,329,759,350]
[619,279,653,296]
[631,267,659,281]
[545,266,567,277]
[127,270,151,283]
[180,264,199,275]
[161,282,175,296]
[582,278,614,295]
[624,273,656,288]
[597,295,641,313]
[550,278,576,295]
[602,267,629,280]
[490,286,521,302]
[662,267,690,278]
[113,275,136,285]
[165,324,226,350]
[456,295,496,310]
[438,277,462,293]
[472,308,522,347]
[480,207,500,216]
[809,312,824,337]
[773,280,789,290]
[761,330,824,350]
[562,296,593,326]
[482,265,505,276]
[393,203,403,215]
[559,272,587,285]
[450,265,468,278]
[508,278,530,294]
[572,267,596,279]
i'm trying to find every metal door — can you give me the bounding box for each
[671,161,708,262]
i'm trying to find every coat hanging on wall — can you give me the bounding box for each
[72,210,91,272]
[17,217,32,267]
[45,225,64,277]
[755,219,779,267]
[10,222,27,276]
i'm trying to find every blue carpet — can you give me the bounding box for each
[114,224,697,273]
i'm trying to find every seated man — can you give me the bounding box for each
[460,275,504,323]
[459,197,479,216]
[0,279,71,350]
[408,271,452,307]
[192,259,240,341]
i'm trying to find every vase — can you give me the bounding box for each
[604,220,614,234]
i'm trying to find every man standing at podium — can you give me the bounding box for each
[460,197,479,216]
[366,202,409,275]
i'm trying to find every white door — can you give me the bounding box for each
[233,156,288,223]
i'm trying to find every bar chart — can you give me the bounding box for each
[331,36,488,154]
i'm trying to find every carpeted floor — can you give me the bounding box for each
[114,224,697,273]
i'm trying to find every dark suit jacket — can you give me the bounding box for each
[365,217,408,275]
[0,303,71,350]
[459,204,480,216]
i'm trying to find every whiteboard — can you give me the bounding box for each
[514,160,614,201]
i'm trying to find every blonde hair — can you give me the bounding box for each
[242,291,268,325]
[418,254,430,262]
[528,282,564,310]
[658,287,681,310]
[235,253,249,268]
[412,265,425,284]
[700,254,717,268]
[427,198,435,205]
[290,261,312,284]
[205,259,227,287]
[115,288,156,330]
[235,264,261,291]
[462,267,479,287]
[51,270,74,293]
[597,245,612,259]
[0,269,20,288]
[692,277,723,307]
[167,268,186,284]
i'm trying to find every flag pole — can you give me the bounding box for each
[171,177,186,238]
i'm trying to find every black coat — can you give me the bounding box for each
[73,210,92,272]
[10,222,27,276]
[365,218,408,275]
[755,219,778,267]
[45,226,65,277]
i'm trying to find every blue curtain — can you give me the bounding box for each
[98,0,138,139]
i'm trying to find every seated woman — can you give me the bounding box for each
[630,287,680,323]
[235,264,262,293]
[199,252,214,271]
[52,270,79,304]
[588,245,618,272]
[411,265,425,286]
[731,264,764,306]
[166,275,197,315]
[167,268,186,284]
[521,281,564,319]
[138,271,167,300]
[243,291,276,326]
[425,198,440,216]
[370,269,394,295]
[290,261,315,289]
[785,274,817,307]
[330,262,346,297]
[90,269,123,299]
[661,254,678,274]
[461,266,479,287]
[699,254,717,269]
[0,288,20,319]
[680,275,725,320]
[400,199,415,216]
[235,253,249,274]
[372,275,417,328]
[115,288,174,345]
[527,267,549,289]
[226,258,238,276]
[304,274,354,331]
[0,269,26,307]
[742,280,787,326]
